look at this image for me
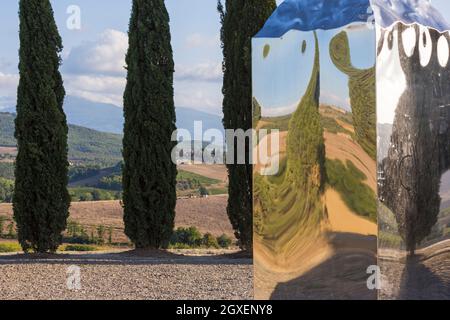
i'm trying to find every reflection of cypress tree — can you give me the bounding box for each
[14,0,70,253]
[252,97,262,126]
[330,31,376,159]
[287,32,326,191]
[254,32,326,253]
[379,24,450,255]
[122,0,177,249]
[218,0,276,251]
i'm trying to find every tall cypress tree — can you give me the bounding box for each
[123,0,177,249]
[14,0,69,253]
[218,0,276,251]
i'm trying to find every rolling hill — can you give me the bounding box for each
[0,112,122,167]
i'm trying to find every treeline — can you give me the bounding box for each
[10,0,272,253]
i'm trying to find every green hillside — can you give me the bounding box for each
[0,112,122,167]
[0,113,16,146]
[329,31,376,159]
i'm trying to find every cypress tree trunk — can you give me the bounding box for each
[14,0,69,253]
[123,0,177,249]
[218,0,276,251]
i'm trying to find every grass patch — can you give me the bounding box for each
[0,242,21,253]
[259,114,292,131]
[326,159,377,222]
[177,170,220,186]
[379,231,403,249]
[69,187,122,202]
[208,188,228,195]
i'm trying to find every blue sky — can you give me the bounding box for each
[0,0,449,117]
[253,0,450,116]
[0,0,240,115]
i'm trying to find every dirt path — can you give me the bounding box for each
[325,189,377,236]
[324,131,377,192]
[0,250,252,300]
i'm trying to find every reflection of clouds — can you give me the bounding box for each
[252,31,315,113]
[376,25,406,125]
[261,99,299,117]
[321,91,351,110]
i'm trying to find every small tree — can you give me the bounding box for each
[203,233,219,248]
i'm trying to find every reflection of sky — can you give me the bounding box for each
[253,23,375,116]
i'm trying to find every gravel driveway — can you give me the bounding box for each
[0,250,253,300]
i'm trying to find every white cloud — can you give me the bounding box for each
[0,72,19,108]
[64,74,126,106]
[175,81,223,115]
[176,62,222,82]
[262,100,299,117]
[63,29,127,76]
[185,33,220,49]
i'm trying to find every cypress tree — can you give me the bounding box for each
[14,0,70,253]
[218,0,276,251]
[123,0,177,249]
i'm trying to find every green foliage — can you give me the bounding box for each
[0,163,15,180]
[0,112,123,168]
[123,0,177,249]
[170,227,203,247]
[203,233,219,248]
[321,116,353,136]
[326,159,377,222]
[218,0,276,251]
[177,170,220,186]
[63,244,97,252]
[0,178,14,203]
[97,174,122,191]
[68,125,122,167]
[169,227,233,249]
[329,31,376,159]
[208,188,228,195]
[64,220,91,244]
[217,234,233,248]
[14,0,70,253]
[68,165,101,183]
[253,97,263,126]
[69,187,121,202]
[0,113,16,146]
[259,114,291,131]
[199,185,210,197]
[0,242,21,253]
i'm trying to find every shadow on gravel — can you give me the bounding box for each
[269,233,377,300]
[398,254,450,300]
[0,249,252,266]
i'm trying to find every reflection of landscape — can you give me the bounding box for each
[253,26,377,300]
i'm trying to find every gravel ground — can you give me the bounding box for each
[0,250,253,300]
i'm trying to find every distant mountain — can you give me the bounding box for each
[0,112,122,167]
[4,96,224,137]
[64,96,124,134]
